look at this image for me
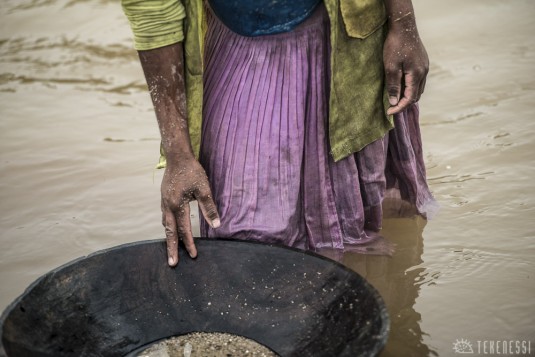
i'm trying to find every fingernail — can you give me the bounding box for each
[389,97,398,106]
[168,257,175,266]
[212,218,221,228]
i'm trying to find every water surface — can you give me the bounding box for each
[1,0,534,355]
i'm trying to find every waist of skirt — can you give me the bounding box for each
[205,1,329,40]
[206,0,323,37]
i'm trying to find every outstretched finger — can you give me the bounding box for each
[176,203,198,259]
[163,210,179,267]
[196,186,221,229]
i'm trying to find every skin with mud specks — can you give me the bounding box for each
[383,0,429,115]
[138,46,221,267]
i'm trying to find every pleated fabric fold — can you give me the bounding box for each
[199,3,437,253]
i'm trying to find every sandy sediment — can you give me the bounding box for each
[135,332,279,357]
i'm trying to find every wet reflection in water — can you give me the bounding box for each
[350,215,433,356]
[319,199,436,356]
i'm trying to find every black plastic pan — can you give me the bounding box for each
[1,238,389,356]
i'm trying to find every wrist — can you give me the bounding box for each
[159,122,195,163]
[384,0,417,31]
[163,149,195,166]
[387,11,417,31]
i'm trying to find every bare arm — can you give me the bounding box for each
[383,0,429,115]
[138,43,220,267]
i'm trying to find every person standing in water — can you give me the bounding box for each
[121,0,438,266]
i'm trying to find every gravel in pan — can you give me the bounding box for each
[135,332,279,357]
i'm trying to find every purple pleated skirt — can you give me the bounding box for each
[199,4,438,253]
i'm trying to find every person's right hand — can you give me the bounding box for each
[161,157,220,267]
[136,43,220,266]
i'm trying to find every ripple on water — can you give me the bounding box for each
[432,247,520,284]
[4,0,119,13]
[0,0,142,97]
[421,111,484,126]
[427,171,493,186]
[0,36,143,93]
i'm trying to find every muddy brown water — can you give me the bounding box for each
[1,0,534,356]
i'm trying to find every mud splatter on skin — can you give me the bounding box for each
[138,44,220,266]
[383,0,429,115]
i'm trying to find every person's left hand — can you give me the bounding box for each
[383,17,429,115]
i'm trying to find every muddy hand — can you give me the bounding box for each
[383,12,429,115]
[161,158,220,267]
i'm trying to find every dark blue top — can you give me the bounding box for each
[207,0,322,37]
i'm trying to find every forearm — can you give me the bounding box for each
[138,43,193,163]
[125,2,219,267]
[383,0,418,31]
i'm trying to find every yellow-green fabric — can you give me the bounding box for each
[324,0,393,160]
[121,0,186,51]
[121,0,393,164]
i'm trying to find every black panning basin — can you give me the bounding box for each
[1,239,389,356]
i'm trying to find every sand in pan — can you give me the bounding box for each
[134,332,279,357]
